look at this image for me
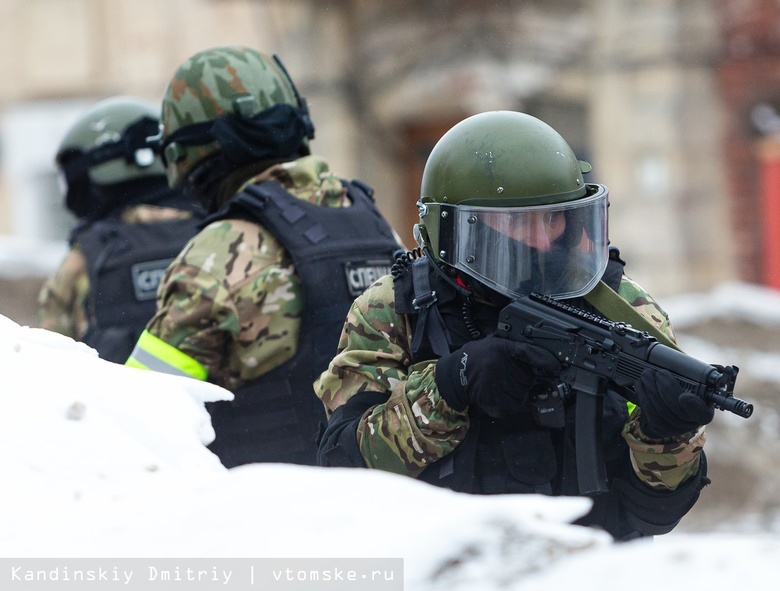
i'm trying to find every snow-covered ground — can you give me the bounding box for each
[2,277,780,589]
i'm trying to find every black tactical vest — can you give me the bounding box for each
[392,251,647,535]
[203,179,400,468]
[75,204,203,364]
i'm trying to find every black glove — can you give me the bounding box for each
[435,335,561,413]
[635,368,715,439]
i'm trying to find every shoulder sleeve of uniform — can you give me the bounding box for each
[315,274,469,477]
[315,275,409,412]
[148,216,302,388]
[181,219,271,264]
[617,274,676,343]
[37,246,89,338]
[143,254,233,381]
[623,420,707,490]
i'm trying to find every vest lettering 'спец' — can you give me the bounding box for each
[204,179,400,468]
[131,259,175,301]
[344,260,393,296]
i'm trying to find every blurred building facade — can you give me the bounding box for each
[717,0,780,289]
[0,0,772,302]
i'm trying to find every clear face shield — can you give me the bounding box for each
[441,186,609,300]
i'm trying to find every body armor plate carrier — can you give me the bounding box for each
[76,211,202,364]
[204,179,399,468]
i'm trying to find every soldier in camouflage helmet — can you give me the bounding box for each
[125,45,401,468]
[39,96,203,364]
[315,111,714,541]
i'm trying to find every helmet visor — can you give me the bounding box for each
[451,186,609,300]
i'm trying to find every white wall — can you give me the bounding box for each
[1,101,92,241]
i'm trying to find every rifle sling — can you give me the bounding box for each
[584,281,683,352]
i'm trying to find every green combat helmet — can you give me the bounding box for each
[416,110,609,300]
[159,45,315,196]
[56,96,164,218]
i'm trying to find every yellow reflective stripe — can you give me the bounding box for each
[125,330,207,381]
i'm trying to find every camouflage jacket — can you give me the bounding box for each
[143,155,356,391]
[315,267,706,493]
[38,204,194,340]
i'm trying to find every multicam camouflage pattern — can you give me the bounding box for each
[38,246,90,340]
[315,267,703,489]
[161,45,302,188]
[316,273,470,477]
[617,274,677,344]
[37,204,193,340]
[144,155,349,391]
[624,418,706,490]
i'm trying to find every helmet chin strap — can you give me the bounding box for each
[182,155,227,213]
[465,277,510,308]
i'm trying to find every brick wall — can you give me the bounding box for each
[717,0,780,285]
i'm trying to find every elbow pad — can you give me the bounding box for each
[317,391,389,468]
[613,452,710,537]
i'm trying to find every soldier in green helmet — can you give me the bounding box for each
[315,110,714,541]
[38,96,204,364]
[125,45,402,468]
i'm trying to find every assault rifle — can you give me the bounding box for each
[495,292,753,496]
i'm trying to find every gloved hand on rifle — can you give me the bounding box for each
[635,368,715,439]
[435,335,561,413]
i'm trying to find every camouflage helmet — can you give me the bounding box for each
[417,111,609,300]
[56,96,164,216]
[160,45,315,189]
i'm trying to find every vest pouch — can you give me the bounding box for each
[500,429,558,487]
